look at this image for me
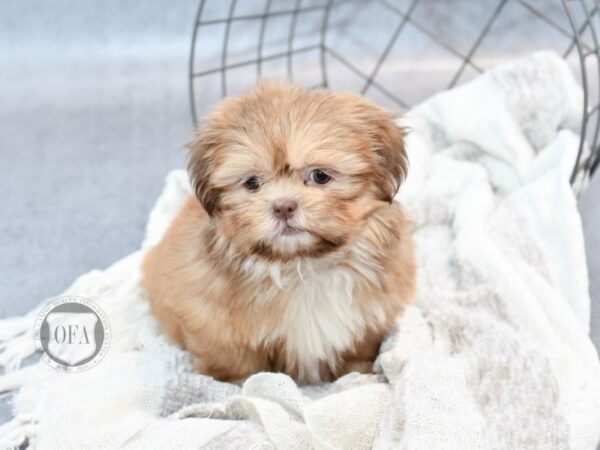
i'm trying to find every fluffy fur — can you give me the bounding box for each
[142,81,416,384]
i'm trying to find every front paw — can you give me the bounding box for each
[340,359,374,376]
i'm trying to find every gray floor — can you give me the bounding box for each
[0,0,599,430]
[0,0,194,320]
[581,176,600,349]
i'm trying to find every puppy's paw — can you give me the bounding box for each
[340,359,374,376]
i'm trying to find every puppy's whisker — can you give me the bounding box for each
[296,260,306,286]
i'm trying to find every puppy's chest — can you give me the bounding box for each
[262,266,367,365]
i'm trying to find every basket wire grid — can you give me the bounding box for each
[189,0,600,190]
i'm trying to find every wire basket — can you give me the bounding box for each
[189,0,600,190]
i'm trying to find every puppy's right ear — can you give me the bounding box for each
[187,127,221,217]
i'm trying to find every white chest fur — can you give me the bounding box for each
[270,260,368,383]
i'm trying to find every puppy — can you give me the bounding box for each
[142,81,416,384]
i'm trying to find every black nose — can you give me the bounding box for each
[272,199,298,220]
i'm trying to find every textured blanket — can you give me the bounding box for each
[1,51,599,450]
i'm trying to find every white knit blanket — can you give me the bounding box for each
[1,51,599,450]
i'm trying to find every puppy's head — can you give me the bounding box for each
[189,80,407,260]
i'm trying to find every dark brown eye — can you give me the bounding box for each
[243,176,261,191]
[310,169,331,185]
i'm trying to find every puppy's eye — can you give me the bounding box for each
[243,176,261,191]
[309,169,332,185]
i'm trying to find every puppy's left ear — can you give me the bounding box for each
[340,93,408,203]
[371,110,408,203]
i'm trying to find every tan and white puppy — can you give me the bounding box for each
[142,81,416,384]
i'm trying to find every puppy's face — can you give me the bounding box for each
[189,81,407,260]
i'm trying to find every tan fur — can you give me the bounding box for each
[142,81,416,384]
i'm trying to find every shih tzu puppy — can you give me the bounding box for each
[142,80,416,384]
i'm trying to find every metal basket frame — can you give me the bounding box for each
[189,0,600,188]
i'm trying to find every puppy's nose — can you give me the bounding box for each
[272,199,298,221]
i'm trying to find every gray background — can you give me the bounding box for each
[0,0,599,428]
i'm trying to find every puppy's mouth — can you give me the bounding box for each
[252,224,347,259]
[275,221,308,237]
[281,225,303,236]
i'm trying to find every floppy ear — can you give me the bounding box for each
[187,127,222,217]
[339,93,408,203]
[372,111,408,203]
